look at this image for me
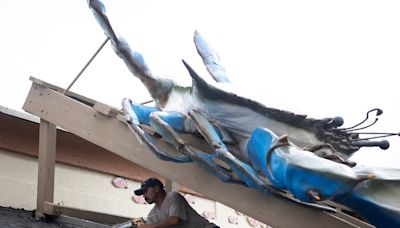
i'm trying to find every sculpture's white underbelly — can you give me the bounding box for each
[163,87,321,150]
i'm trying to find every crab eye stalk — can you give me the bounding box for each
[331,116,344,127]
[324,116,344,129]
[345,118,378,132]
[351,139,390,150]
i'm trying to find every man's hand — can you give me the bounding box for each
[132,217,145,227]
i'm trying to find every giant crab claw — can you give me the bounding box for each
[247,128,374,202]
[193,31,230,83]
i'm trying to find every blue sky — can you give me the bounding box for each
[1,0,399,167]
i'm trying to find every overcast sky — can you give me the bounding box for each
[1,0,399,167]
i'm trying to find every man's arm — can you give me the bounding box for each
[138,216,180,228]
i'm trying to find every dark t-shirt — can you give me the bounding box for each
[147,192,215,228]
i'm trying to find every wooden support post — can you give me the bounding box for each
[165,178,178,192]
[35,119,57,219]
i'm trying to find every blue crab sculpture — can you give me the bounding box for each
[88,0,400,227]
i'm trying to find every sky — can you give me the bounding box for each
[1,0,399,167]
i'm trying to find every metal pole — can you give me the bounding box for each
[140,100,153,105]
[63,37,110,94]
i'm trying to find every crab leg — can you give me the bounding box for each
[148,111,242,183]
[188,110,271,193]
[125,100,243,182]
[335,168,400,227]
[129,101,197,134]
[122,98,191,163]
[149,113,187,151]
[88,0,173,104]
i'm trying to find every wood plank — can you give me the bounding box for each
[325,211,375,228]
[93,101,122,118]
[35,119,57,219]
[29,76,97,107]
[43,202,129,224]
[23,82,374,228]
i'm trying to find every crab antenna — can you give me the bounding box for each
[344,118,379,132]
[353,132,400,136]
[352,133,400,141]
[340,108,382,131]
[350,132,400,140]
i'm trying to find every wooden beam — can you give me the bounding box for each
[23,81,374,228]
[165,178,179,192]
[43,202,129,224]
[35,119,57,219]
[93,101,122,118]
[29,76,97,107]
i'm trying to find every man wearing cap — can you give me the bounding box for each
[134,177,218,228]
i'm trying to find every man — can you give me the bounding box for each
[134,178,218,228]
